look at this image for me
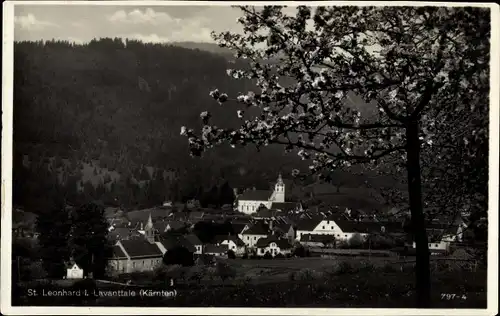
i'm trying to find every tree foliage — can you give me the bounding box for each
[35,200,71,278]
[68,202,111,279]
[162,246,195,267]
[183,6,490,307]
[14,39,311,212]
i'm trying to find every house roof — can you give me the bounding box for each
[270,202,298,212]
[159,234,196,253]
[231,223,248,234]
[185,233,202,246]
[254,208,283,218]
[241,223,270,236]
[126,207,171,222]
[119,240,163,258]
[112,245,128,259]
[255,236,292,249]
[204,244,229,254]
[296,216,323,231]
[273,221,293,232]
[166,221,186,231]
[300,234,336,243]
[108,227,139,240]
[214,235,246,247]
[238,190,272,201]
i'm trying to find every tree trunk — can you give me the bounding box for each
[405,120,431,307]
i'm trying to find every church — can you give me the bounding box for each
[236,174,298,214]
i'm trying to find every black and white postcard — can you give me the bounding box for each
[1,1,499,315]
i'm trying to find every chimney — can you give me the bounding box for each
[269,219,273,231]
[140,222,143,230]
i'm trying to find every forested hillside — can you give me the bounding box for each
[13,38,327,213]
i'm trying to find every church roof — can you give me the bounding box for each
[270,202,298,212]
[238,190,272,201]
[119,240,163,259]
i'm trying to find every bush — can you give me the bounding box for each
[296,268,319,282]
[293,245,307,257]
[263,252,273,259]
[336,261,354,274]
[216,261,236,283]
[275,253,285,259]
[380,263,397,273]
[348,233,364,249]
[242,253,248,259]
[358,260,376,272]
[28,262,48,279]
[187,265,206,284]
[163,246,194,267]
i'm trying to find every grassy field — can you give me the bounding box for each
[13,256,487,308]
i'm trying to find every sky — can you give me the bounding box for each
[13,4,258,44]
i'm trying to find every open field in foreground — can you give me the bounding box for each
[13,257,487,308]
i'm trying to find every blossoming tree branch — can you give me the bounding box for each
[181,6,489,307]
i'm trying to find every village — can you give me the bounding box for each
[12,171,479,286]
[55,173,472,278]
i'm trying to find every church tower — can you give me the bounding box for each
[144,213,155,244]
[273,173,285,203]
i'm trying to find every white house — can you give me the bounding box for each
[66,263,84,279]
[255,236,293,257]
[295,215,375,242]
[237,174,286,214]
[239,224,270,248]
[412,240,451,253]
[215,235,246,256]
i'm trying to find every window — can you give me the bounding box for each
[345,235,347,238]
[133,262,136,268]
[143,260,145,266]
[327,221,330,224]
[331,226,334,230]
[337,234,340,237]
[322,226,325,229]
[435,244,439,247]
[254,237,256,240]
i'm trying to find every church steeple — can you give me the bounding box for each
[144,213,155,243]
[273,173,285,203]
[277,173,283,185]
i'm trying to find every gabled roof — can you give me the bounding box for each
[255,236,292,249]
[273,221,293,232]
[160,234,197,253]
[108,227,139,240]
[296,216,323,231]
[214,235,246,247]
[166,220,186,231]
[126,207,171,222]
[241,223,270,236]
[231,223,248,234]
[254,208,283,218]
[112,245,128,259]
[119,240,163,258]
[204,244,229,254]
[185,233,202,246]
[238,190,272,201]
[270,202,299,212]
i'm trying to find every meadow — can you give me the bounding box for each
[13,257,487,308]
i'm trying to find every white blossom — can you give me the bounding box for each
[180,126,187,136]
